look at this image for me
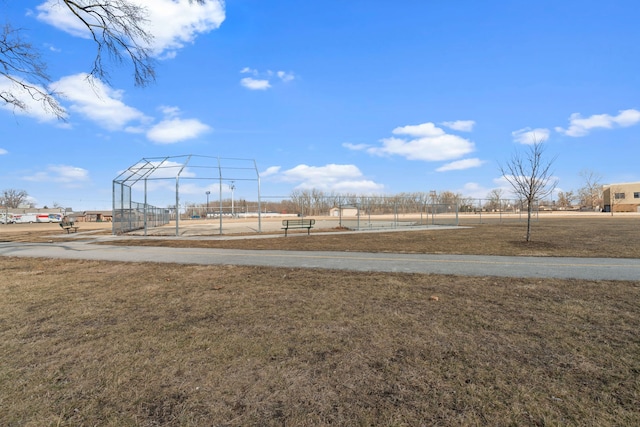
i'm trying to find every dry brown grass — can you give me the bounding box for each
[103,216,640,259]
[1,258,639,426]
[1,217,639,426]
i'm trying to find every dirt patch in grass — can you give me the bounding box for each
[1,257,639,426]
[0,222,111,244]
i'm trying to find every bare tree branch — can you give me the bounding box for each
[61,0,155,86]
[577,169,603,210]
[0,0,210,119]
[0,24,65,118]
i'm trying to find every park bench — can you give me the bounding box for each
[282,219,315,236]
[59,221,79,234]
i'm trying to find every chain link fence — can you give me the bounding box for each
[115,192,549,235]
[112,182,170,234]
[458,199,543,224]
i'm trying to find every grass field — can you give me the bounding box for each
[102,216,640,259]
[1,217,639,426]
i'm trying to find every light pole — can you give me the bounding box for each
[229,181,235,217]
[205,191,210,219]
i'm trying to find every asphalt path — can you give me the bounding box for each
[1,240,639,281]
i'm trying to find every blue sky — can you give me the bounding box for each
[2,0,640,210]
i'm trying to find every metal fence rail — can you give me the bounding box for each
[331,203,460,230]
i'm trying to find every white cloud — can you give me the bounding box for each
[172,181,218,196]
[124,160,200,196]
[278,164,384,193]
[147,118,211,144]
[51,73,149,130]
[23,165,89,186]
[261,166,281,177]
[145,106,211,144]
[0,148,8,155]
[493,176,513,187]
[33,1,86,37]
[30,75,208,142]
[45,43,61,52]
[441,120,475,132]
[614,109,640,126]
[35,0,225,58]
[48,165,89,182]
[511,127,550,144]
[159,105,181,118]
[393,122,444,137]
[367,122,475,161]
[240,77,271,91]
[277,71,295,83]
[281,164,361,182]
[329,179,384,193]
[490,176,520,199]
[458,182,488,200]
[239,68,295,90]
[436,158,484,172]
[342,142,370,151]
[555,109,640,137]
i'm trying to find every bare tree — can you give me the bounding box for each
[577,169,603,210]
[1,0,206,118]
[289,189,311,216]
[499,141,558,242]
[436,191,459,205]
[458,196,475,212]
[555,190,575,209]
[485,188,504,212]
[1,189,29,208]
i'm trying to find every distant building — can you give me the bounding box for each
[76,210,113,222]
[602,182,640,213]
[329,206,359,217]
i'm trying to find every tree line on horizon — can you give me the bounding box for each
[2,170,604,214]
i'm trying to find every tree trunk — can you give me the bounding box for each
[526,203,532,242]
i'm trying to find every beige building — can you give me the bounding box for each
[329,206,359,217]
[77,210,113,222]
[602,182,640,213]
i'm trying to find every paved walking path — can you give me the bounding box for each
[1,240,639,281]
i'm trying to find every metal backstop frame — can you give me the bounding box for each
[113,155,261,235]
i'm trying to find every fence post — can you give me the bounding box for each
[455,203,459,226]
[394,201,398,228]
